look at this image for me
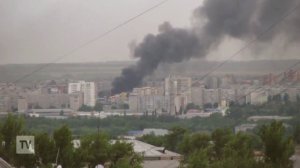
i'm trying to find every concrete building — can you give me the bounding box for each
[247,90,269,105]
[206,76,220,89]
[284,87,300,102]
[68,81,96,107]
[220,89,236,103]
[27,108,74,118]
[165,76,192,115]
[110,92,128,105]
[178,110,213,119]
[41,80,68,94]
[203,89,220,105]
[25,94,70,109]
[69,92,84,111]
[0,96,7,112]
[220,75,235,89]
[129,93,139,113]
[17,98,28,113]
[191,82,205,106]
[129,87,165,114]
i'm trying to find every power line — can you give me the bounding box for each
[9,1,300,84]
[12,0,171,83]
[199,2,300,81]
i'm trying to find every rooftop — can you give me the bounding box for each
[125,139,181,160]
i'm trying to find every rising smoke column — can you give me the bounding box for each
[112,0,300,94]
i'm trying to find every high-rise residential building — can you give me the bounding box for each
[165,76,192,115]
[203,89,220,106]
[286,87,300,102]
[246,90,269,105]
[69,92,84,111]
[0,96,5,112]
[25,94,70,109]
[220,75,235,89]
[206,76,220,89]
[68,81,96,107]
[191,81,205,106]
[129,87,165,114]
[17,98,28,113]
[220,89,236,102]
[129,93,139,113]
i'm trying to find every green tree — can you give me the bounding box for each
[0,115,38,168]
[0,114,23,162]
[112,155,142,168]
[35,133,56,166]
[138,134,165,147]
[53,125,74,168]
[187,149,210,168]
[79,105,94,112]
[216,133,259,168]
[80,133,110,167]
[94,103,103,112]
[14,154,37,168]
[211,129,233,160]
[259,121,294,168]
[165,126,187,152]
[185,103,201,113]
[294,125,300,144]
[110,141,142,168]
[179,133,211,156]
[184,132,266,168]
[120,103,129,110]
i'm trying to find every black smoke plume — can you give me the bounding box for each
[112,0,300,94]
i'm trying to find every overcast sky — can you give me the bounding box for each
[0,0,204,64]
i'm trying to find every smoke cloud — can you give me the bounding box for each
[112,0,300,94]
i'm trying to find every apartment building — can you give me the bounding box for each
[68,81,96,107]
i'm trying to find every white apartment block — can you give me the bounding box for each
[129,87,165,114]
[247,90,269,105]
[165,76,192,115]
[68,81,96,107]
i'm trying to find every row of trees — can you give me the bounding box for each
[0,114,298,168]
[0,115,142,168]
[139,122,296,168]
[79,103,103,112]
[21,114,235,136]
[227,99,300,120]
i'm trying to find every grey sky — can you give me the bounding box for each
[0,0,202,64]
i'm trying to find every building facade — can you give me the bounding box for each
[129,87,165,114]
[69,92,84,111]
[165,76,192,115]
[68,81,96,107]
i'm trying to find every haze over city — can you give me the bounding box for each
[0,0,300,167]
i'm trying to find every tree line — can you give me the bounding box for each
[139,122,297,168]
[0,115,142,168]
[0,114,298,168]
